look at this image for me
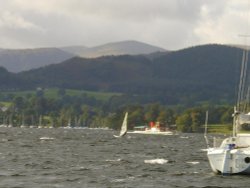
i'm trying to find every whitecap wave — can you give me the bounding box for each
[105,158,122,162]
[39,137,55,140]
[200,148,208,152]
[144,158,168,164]
[111,178,126,183]
[186,161,200,165]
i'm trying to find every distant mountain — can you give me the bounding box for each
[0,48,75,72]
[0,40,166,72]
[61,40,167,58]
[15,44,243,105]
[60,46,88,55]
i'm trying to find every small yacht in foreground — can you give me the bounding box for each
[207,111,250,175]
[206,47,250,175]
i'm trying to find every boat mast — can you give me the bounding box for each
[234,35,250,136]
[237,35,250,112]
[204,111,209,148]
[233,106,237,137]
[237,48,248,112]
[244,87,250,112]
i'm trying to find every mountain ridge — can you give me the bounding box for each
[76,40,167,58]
[0,40,167,72]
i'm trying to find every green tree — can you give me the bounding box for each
[190,109,203,132]
[157,110,166,123]
[220,107,233,124]
[144,103,160,123]
[128,106,144,129]
[176,113,192,132]
[13,96,25,111]
[36,88,44,97]
[165,109,176,126]
[81,105,91,127]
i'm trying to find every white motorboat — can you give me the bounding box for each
[130,121,173,135]
[131,129,173,135]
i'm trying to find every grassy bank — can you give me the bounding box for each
[0,88,121,101]
[206,124,232,134]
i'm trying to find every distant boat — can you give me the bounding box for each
[29,125,37,128]
[114,112,128,138]
[0,114,8,127]
[29,115,37,128]
[20,113,27,128]
[206,46,250,175]
[37,115,43,128]
[64,118,72,129]
[130,122,173,135]
[131,129,173,135]
[7,115,13,128]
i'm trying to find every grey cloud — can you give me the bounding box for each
[0,0,246,49]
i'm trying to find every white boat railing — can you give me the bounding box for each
[212,137,226,148]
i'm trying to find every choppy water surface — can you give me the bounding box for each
[0,128,249,188]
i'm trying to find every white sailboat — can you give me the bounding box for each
[114,112,128,138]
[206,47,250,175]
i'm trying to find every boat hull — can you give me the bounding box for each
[207,147,250,175]
[128,130,173,135]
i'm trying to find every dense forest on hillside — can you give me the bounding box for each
[0,44,242,106]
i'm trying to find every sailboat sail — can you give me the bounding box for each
[114,112,128,137]
[119,112,128,136]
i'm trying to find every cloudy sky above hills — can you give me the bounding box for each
[0,0,249,50]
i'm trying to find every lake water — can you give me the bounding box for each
[0,127,249,188]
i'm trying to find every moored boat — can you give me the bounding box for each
[206,47,250,175]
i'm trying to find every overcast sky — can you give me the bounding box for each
[0,0,250,50]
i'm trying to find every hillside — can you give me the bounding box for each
[14,44,243,105]
[0,67,27,90]
[0,48,75,72]
[60,46,88,55]
[0,40,166,72]
[62,40,167,58]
